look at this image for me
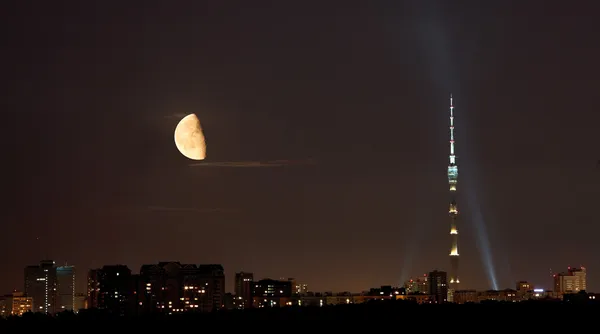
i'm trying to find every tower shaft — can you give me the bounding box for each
[447,94,459,299]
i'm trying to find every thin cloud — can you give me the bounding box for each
[189,158,316,168]
[163,113,188,119]
[146,206,237,213]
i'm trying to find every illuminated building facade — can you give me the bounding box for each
[296,282,308,295]
[281,277,308,295]
[453,289,519,303]
[11,291,33,316]
[288,278,308,295]
[252,279,292,308]
[447,94,460,301]
[554,266,587,294]
[24,260,57,314]
[138,262,225,313]
[516,281,533,299]
[403,275,429,294]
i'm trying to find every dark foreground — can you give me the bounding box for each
[1,299,598,328]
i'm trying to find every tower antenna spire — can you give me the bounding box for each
[447,93,460,302]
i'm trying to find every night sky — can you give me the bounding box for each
[2,0,599,294]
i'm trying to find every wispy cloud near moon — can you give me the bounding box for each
[146,206,237,213]
[189,159,316,168]
[163,113,188,119]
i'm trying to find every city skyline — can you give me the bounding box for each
[5,259,589,316]
[0,257,593,316]
[1,1,599,295]
[10,258,590,298]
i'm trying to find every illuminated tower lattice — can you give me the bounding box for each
[447,94,459,301]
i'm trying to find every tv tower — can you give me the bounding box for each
[447,93,460,301]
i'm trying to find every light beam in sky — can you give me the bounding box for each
[466,188,499,290]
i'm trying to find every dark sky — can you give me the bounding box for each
[1,0,599,294]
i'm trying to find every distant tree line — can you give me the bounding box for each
[1,296,598,327]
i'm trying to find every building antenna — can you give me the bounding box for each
[36,236,45,261]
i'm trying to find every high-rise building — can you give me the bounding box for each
[87,269,100,309]
[252,279,292,308]
[234,272,253,309]
[281,277,308,295]
[196,264,225,311]
[447,94,460,302]
[428,270,448,304]
[404,274,429,294]
[138,262,225,313]
[24,260,57,313]
[56,265,75,312]
[554,266,587,294]
[93,265,134,316]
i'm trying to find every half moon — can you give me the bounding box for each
[174,113,206,160]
